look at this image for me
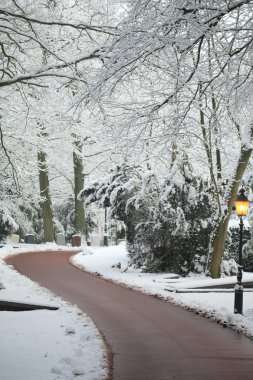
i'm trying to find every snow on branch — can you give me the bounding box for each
[0,49,100,87]
[0,8,119,36]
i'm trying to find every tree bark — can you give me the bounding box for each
[209,146,252,278]
[73,137,86,236]
[38,149,55,242]
[211,95,222,181]
[199,89,222,215]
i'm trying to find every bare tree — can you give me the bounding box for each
[0,0,118,88]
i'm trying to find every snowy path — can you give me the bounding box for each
[7,250,253,380]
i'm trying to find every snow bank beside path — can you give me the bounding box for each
[73,244,253,340]
[0,244,107,380]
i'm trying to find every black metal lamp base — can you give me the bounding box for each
[234,284,243,314]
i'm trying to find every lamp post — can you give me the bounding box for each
[104,198,110,247]
[234,188,249,315]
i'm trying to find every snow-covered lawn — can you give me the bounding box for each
[2,242,253,380]
[0,244,107,380]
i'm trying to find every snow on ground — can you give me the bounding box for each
[0,243,107,380]
[72,244,253,340]
[2,242,253,380]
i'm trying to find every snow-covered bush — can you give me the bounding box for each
[0,208,18,242]
[54,198,97,242]
[18,204,44,243]
[220,258,238,277]
[226,221,251,263]
[242,227,253,273]
[0,196,44,242]
[224,215,252,272]
[243,249,253,272]
[190,255,208,274]
[0,164,45,242]
[130,158,217,275]
[126,171,160,269]
[81,160,218,275]
[54,198,75,241]
[80,163,143,244]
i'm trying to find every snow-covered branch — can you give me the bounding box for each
[0,8,119,35]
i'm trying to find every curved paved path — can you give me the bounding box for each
[6,251,253,380]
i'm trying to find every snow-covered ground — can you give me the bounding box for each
[2,242,253,380]
[0,244,107,380]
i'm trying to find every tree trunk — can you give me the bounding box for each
[211,95,222,180]
[38,149,55,242]
[73,138,86,236]
[199,83,222,214]
[209,146,252,278]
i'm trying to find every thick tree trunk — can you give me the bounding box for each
[38,150,55,242]
[209,146,252,278]
[73,138,86,236]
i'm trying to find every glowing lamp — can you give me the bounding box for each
[234,188,249,217]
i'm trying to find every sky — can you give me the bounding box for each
[1,242,253,380]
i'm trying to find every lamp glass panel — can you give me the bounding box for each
[235,201,249,216]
